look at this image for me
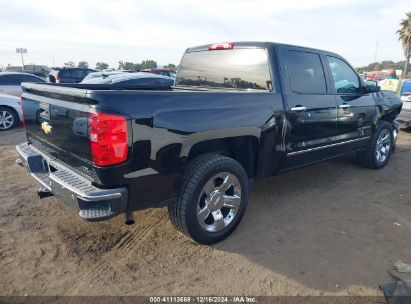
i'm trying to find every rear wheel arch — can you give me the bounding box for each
[186,136,259,178]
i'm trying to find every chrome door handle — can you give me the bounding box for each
[339,104,351,109]
[290,106,307,111]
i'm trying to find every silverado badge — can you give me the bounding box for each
[41,121,52,134]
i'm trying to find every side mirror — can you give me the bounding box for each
[365,80,380,93]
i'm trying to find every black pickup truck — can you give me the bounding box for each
[16,42,402,244]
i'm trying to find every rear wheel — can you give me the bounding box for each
[356,121,394,169]
[0,107,18,131]
[169,154,249,244]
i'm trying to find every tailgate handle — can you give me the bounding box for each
[290,106,307,112]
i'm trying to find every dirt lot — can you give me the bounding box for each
[1,128,411,296]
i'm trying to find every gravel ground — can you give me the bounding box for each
[0,127,411,296]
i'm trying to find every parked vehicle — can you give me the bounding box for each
[397,79,411,129]
[16,42,402,244]
[141,68,176,78]
[48,68,97,83]
[6,65,51,79]
[81,71,125,82]
[81,72,174,86]
[364,71,386,82]
[0,91,42,130]
[0,72,46,97]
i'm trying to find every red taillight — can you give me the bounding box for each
[55,76,61,83]
[20,97,26,128]
[208,42,234,50]
[88,112,128,166]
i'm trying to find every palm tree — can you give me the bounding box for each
[397,12,411,78]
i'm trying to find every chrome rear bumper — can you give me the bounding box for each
[16,142,128,221]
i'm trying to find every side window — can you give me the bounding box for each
[70,69,80,78]
[327,56,360,94]
[1,75,22,85]
[72,69,86,79]
[22,75,44,83]
[60,70,71,78]
[284,50,327,94]
[0,76,7,85]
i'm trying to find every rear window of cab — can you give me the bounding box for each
[176,48,272,91]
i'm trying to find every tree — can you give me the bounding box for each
[140,60,157,70]
[77,61,89,68]
[164,63,177,70]
[396,12,411,77]
[95,62,109,71]
[123,62,136,71]
[134,63,142,71]
[355,60,407,73]
[64,61,75,67]
[117,59,158,71]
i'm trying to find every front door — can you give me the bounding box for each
[325,55,375,154]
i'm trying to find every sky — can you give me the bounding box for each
[0,0,409,69]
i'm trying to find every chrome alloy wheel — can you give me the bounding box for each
[0,110,14,130]
[197,172,241,233]
[375,129,391,163]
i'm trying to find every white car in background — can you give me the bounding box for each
[397,80,411,129]
[0,93,23,130]
[0,72,46,97]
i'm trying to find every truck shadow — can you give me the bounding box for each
[213,145,411,292]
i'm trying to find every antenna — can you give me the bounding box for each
[374,36,379,63]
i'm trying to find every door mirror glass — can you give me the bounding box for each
[365,80,380,93]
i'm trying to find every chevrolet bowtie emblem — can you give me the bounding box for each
[41,121,52,134]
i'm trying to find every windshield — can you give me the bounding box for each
[176,48,272,91]
[82,73,101,81]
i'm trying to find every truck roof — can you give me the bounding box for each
[186,41,340,57]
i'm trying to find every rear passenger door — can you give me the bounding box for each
[325,55,374,154]
[278,47,339,168]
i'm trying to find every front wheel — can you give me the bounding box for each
[356,121,394,169]
[169,154,249,244]
[0,107,18,131]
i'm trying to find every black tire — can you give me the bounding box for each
[356,121,394,169]
[0,106,18,131]
[169,154,249,244]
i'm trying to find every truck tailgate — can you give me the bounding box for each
[22,83,94,180]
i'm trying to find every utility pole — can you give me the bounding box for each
[20,53,25,68]
[374,37,379,63]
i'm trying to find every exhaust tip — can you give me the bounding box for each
[125,212,135,225]
[37,188,53,199]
